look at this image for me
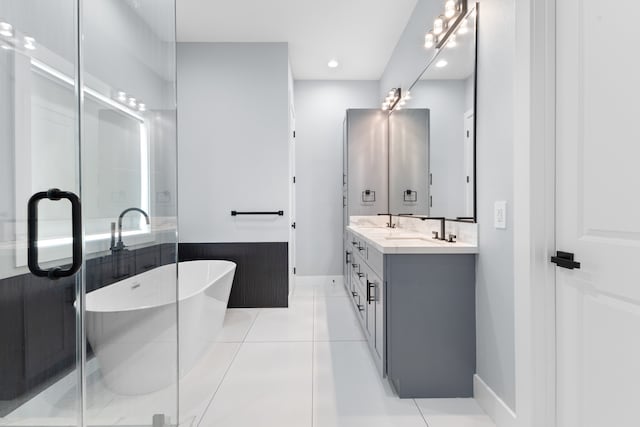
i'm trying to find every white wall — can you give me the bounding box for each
[293,81,379,276]
[474,0,516,411]
[177,43,290,243]
[379,0,517,411]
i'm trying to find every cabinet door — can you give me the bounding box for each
[365,275,376,339]
[375,277,385,359]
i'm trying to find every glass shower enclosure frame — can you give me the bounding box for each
[0,1,178,426]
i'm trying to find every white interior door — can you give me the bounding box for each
[289,103,296,292]
[555,1,640,426]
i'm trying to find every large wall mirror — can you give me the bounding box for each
[388,5,477,221]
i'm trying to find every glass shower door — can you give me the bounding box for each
[0,1,178,426]
[81,1,178,425]
[0,1,83,425]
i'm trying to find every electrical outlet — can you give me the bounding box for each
[494,201,507,229]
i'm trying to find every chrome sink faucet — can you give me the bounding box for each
[110,207,150,253]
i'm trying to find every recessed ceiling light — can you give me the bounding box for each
[436,60,448,68]
[328,59,339,68]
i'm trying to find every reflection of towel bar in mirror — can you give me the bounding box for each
[403,190,417,202]
[362,190,376,203]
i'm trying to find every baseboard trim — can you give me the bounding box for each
[474,375,517,427]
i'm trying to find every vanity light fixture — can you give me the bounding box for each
[117,91,127,102]
[445,0,458,18]
[433,16,446,35]
[0,22,13,38]
[423,0,467,50]
[328,59,339,68]
[424,33,436,49]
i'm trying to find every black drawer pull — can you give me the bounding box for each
[357,304,365,312]
[366,280,375,304]
[357,272,364,278]
[358,246,365,251]
[352,263,359,269]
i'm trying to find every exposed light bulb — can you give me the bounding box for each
[23,36,36,50]
[327,59,339,68]
[399,99,406,107]
[117,91,127,102]
[448,35,457,48]
[388,89,396,96]
[138,103,146,112]
[433,16,446,35]
[0,22,13,38]
[436,60,448,68]
[424,32,435,49]
[128,97,137,107]
[445,0,457,18]
[404,91,411,100]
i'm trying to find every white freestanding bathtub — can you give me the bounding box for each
[85,260,236,395]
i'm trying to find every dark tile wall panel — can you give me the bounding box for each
[0,243,177,403]
[179,242,289,308]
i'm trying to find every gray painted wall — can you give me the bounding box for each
[474,0,515,410]
[379,0,517,410]
[293,81,378,276]
[379,0,442,98]
[177,43,290,243]
[409,80,467,218]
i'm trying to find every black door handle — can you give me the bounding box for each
[551,251,581,270]
[28,189,82,279]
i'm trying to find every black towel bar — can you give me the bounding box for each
[231,210,284,216]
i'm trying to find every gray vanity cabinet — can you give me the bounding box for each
[343,229,476,399]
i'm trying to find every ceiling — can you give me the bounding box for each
[176,0,418,80]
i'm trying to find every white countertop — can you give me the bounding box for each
[347,225,479,255]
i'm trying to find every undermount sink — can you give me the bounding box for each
[383,236,425,240]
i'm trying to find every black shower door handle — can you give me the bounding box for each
[28,189,82,279]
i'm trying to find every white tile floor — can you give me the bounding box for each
[2,276,495,427]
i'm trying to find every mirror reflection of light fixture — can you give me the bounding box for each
[381,88,414,112]
[23,36,36,50]
[0,22,13,38]
[424,0,468,50]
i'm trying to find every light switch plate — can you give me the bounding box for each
[494,201,507,229]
